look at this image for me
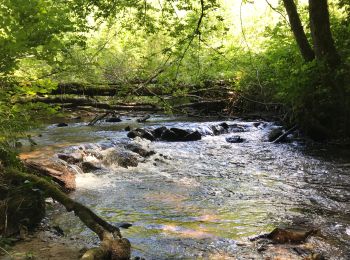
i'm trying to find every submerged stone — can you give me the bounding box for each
[226,135,245,143]
[106,117,122,123]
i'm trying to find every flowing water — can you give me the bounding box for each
[22,116,350,259]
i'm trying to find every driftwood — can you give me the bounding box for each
[4,168,131,260]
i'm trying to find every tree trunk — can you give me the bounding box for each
[309,0,341,68]
[282,0,315,62]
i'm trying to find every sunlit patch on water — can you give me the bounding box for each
[154,223,214,239]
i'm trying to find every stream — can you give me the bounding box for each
[20,115,350,259]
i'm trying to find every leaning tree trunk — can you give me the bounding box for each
[309,0,341,68]
[282,0,315,62]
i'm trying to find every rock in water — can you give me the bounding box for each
[57,153,83,164]
[116,222,133,229]
[56,123,68,127]
[226,135,245,143]
[81,161,101,172]
[268,127,284,142]
[160,129,178,141]
[152,126,167,138]
[127,128,155,141]
[125,143,155,157]
[184,131,201,141]
[161,128,201,142]
[106,117,122,123]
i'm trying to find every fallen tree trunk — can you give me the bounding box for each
[174,99,227,111]
[19,96,160,111]
[51,83,166,97]
[51,81,233,97]
[4,168,131,260]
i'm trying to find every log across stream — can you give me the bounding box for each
[16,115,350,259]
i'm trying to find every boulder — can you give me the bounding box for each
[152,126,167,138]
[161,129,179,141]
[115,152,139,168]
[106,117,122,123]
[268,127,284,142]
[210,122,229,136]
[184,131,201,141]
[161,128,201,142]
[219,122,229,129]
[253,122,262,127]
[124,143,155,157]
[226,135,245,143]
[127,128,155,141]
[170,128,191,137]
[103,149,139,168]
[57,152,83,164]
[56,123,68,127]
[81,161,101,172]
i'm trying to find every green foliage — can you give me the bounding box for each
[0,0,349,139]
[0,0,88,75]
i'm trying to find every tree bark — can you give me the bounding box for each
[282,0,315,62]
[309,0,341,68]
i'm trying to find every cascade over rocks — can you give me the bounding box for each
[57,141,155,173]
[103,149,139,168]
[124,143,156,157]
[127,122,251,142]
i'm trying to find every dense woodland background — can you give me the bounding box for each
[0,0,349,142]
[0,1,350,258]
